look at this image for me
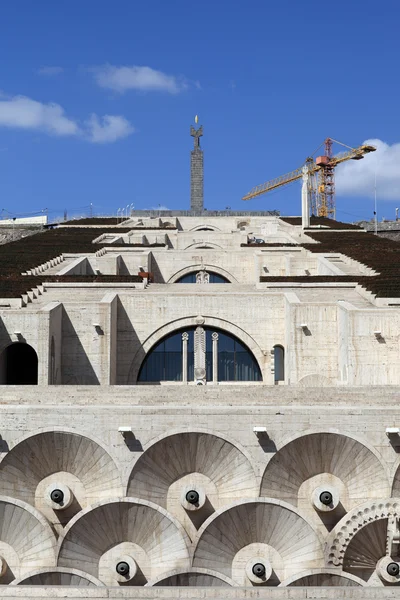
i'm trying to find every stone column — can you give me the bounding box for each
[182,332,189,383]
[212,332,219,383]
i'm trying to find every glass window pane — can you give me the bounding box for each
[274,346,284,382]
[165,351,182,381]
[164,333,182,351]
[218,333,235,352]
[209,273,229,283]
[176,273,196,283]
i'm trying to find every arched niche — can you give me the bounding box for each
[0,429,123,529]
[260,432,390,514]
[128,316,264,384]
[11,567,104,587]
[127,430,258,538]
[0,342,38,384]
[147,568,237,587]
[137,326,262,384]
[184,242,223,250]
[279,570,365,587]
[0,496,56,583]
[189,225,221,232]
[192,499,324,586]
[168,264,236,284]
[57,498,191,585]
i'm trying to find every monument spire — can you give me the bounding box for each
[190,115,204,213]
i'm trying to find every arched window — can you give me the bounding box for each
[273,345,284,383]
[176,271,230,283]
[138,327,261,383]
[0,343,38,385]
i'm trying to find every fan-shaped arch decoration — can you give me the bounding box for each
[261,432,389,507]
[11,567,104,587]
[391,463,400,497]
[325,499,400,578]
[192,499,323,585]
[0,496,56,582]
[57,498,191,584]
[0,429,123,507]
[127,431,258,506]
[146,568,238,587]
[279,570,365,587]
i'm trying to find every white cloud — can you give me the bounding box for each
[336,139,400,200]
[37,66,64,76]
[0,95,79,136]
[0,94,134,144]
[150,205,169,210]
[85,114,134,144]
[93,64,187,94]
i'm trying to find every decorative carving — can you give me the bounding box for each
[190,125,203,150]
[194,326,206,383]
[196,270,210,284]
[326,500,400,567]
[387,516,400,557]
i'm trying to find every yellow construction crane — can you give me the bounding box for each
[242,138,376,218]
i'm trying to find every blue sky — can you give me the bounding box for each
[0,0,399,222]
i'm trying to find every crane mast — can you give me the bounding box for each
[243,138,376,218]
[317,138,335,218]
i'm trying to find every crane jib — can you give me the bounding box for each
[242,141,377,211]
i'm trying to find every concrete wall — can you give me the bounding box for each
[0,386,398,593]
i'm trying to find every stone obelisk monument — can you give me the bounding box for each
[190,116,204,213]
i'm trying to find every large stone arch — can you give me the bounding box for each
[11,567,105,587]
[126,429,258,539]
[168,264,237,283]
[390,459,400,497]
[57,498,191,584]
[140,426,255,466]
[189,224,221,232]
[146,568,238,587]
[127,316,265,384]
[183,242,223,250]
[279,570,366,587]
[260,430,390,509]
[0,496,57,582]
[193,498,324,585]
[0,427,123,527]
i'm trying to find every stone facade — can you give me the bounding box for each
[0,215,400,598]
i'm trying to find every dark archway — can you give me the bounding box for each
[0,343,38,384]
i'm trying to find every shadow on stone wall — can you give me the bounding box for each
[61,309,100,384]
[116,297,146,384]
